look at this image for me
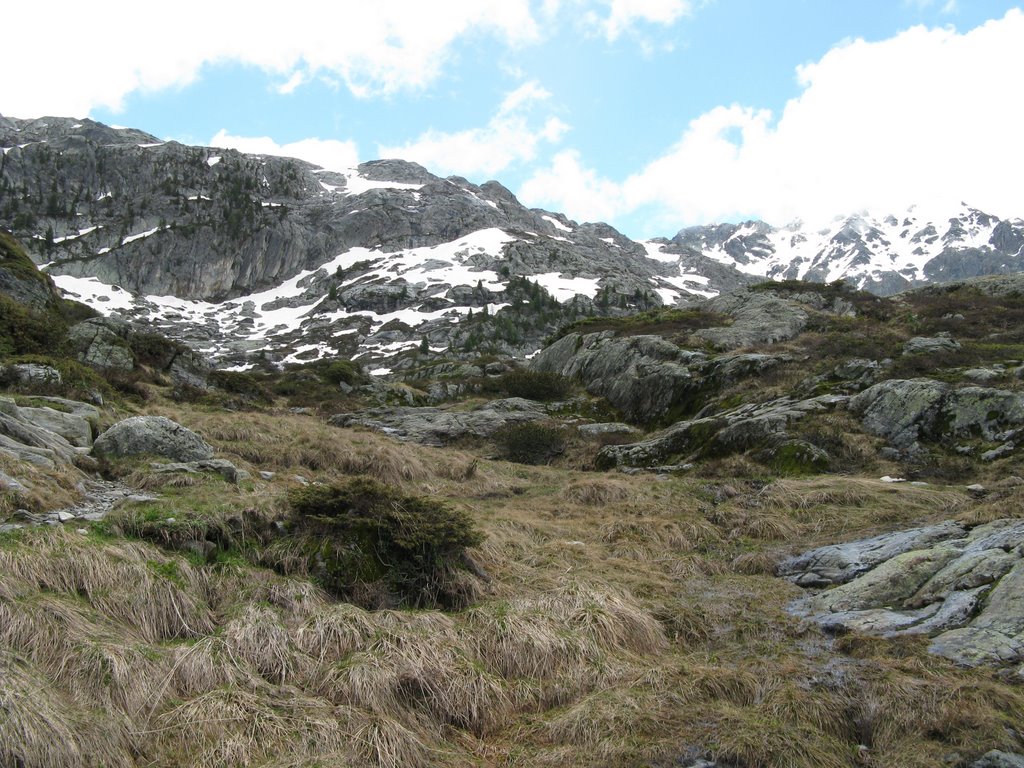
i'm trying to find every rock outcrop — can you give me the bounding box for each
[330,397,548,446]
[597,394,846,468]
[0,395,95,468]
[850,379,1024,457]
[531,329,785,425]
[782,517,1024,667]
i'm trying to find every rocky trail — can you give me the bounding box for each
[0,478,152,533]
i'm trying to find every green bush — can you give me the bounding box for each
[282,477,484,608]
[0,295,65,356]
[321,358,363,386]
[130,332,189,368]
[492,422,565,465]
[500,369,571,401]
[208,370,273,402]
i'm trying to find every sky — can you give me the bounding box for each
[3,1,1022,238]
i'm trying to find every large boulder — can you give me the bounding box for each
[849,379,949,452]
[92,416,214,461]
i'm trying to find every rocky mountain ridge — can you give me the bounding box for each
[1,115,739,370]
[3,114,1023,372]
[672,204,1024,296]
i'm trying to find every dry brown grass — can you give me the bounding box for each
[0,451,82,517]
[0,649,136,768]
[0,529,215,642]
[731,475,969,549]
[4,398,1024,768]
[560,476,635,506]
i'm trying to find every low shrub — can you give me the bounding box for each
[500,369,571,401]
[492,422,565,465]
[208,370,273,403]
[280,477,484,609]
[0,294,65,356]
[321,359,363,386]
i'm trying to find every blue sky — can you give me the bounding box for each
[5,1,1022,237]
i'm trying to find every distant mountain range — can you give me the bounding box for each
[2,114,1022,370]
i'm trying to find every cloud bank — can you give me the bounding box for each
[521,10,1024,230]
[1,0,683,118]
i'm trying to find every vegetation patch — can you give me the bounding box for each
[275,477,484,609]
[552,307,733,344]
[492,422,566,465]
[498,369,571,401]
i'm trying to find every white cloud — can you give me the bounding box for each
[377,82,569,177]
[520,150,624,222]
[520,10,1024,231]
[2,0,539,117]
[209,130,360,172]
[598,0,693,40]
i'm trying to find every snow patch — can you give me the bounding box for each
[542,215,573,233]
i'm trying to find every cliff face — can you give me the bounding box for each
[0,117,709,303]
[2,116,746,367]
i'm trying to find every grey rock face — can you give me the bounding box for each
[3,363,62,386]
[851,379,1024,455]
[903,336,961,355]
[329,397,547,446]
[695,289,809,350]
[531,332,705,423]
[784,517,1024,667]
[971,751,1024,768]
[597,394,846,467]
[849,378,949,452]
[92,416,214,461]
[66,317,135,371]
[16,403,96,447]
[777,521,967,588]
[531,328,785,425]
[0,395,95,468]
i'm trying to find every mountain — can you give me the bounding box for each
[672,205,1024,295]
[0,115,745,371]
[3,114,1024,372]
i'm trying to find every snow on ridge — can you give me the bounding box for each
[532,273,601,302]
[311,167,425,195]
[207,156,222,167]
[49,227,523,362]
[640,241,677,263]
[122,226,164,245]
[542,215,573,233]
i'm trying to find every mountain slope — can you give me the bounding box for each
[1,115,745,368]
[4,115,1024,370]
[673,205,1024,295]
